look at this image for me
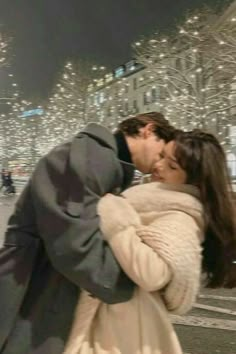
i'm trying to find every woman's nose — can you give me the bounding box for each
[155,159,163,170]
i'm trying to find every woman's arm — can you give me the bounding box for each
[98,194,172,292]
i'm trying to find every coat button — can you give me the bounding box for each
[103,284,111,289]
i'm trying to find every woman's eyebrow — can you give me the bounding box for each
[167,155,177,162]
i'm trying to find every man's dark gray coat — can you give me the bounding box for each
[0,124,135,354]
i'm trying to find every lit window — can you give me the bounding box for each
[151,88,157,102]
[227,153,236,178]
[99,92,105,104]
[143,92,151,105]
[94,93,99,106]
[124,102,129,112]
[115,66,125,78]
[107,107,112,117]
[133,100,139,113]
[126,60,136,72]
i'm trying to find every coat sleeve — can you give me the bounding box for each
[31,139,134,304]
[98,194,172,292]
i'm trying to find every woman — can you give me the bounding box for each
[64,130,236,354]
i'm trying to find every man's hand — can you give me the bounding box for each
[97,194,141,240]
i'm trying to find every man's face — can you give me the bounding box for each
[130,124,166,174]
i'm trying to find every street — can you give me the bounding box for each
[0,193,17,238]
[0,194,235,354]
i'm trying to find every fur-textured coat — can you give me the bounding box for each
[64,182,204,354]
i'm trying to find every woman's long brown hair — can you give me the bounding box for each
[174,130,236,288]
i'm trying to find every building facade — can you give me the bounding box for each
[84,2,236,180]
[85,59,162,129]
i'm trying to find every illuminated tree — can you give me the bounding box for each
[0,99,44,173]
[38,60,97,155]
[0,34,21,168]
[0,32,8,68]
[135,7,236,151]
[0,33,9,163]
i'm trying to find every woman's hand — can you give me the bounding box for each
[97,194,141,240]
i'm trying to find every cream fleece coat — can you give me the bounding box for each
[64,182,204,354]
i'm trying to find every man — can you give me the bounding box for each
[0,168,6,190]
[1,170,15,195]
[0,112,174,354]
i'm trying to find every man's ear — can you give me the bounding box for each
[142,123,154,138]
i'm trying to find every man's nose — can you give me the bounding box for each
[153,154,162,164]
[156,158,164,168]
[152,163,161,175]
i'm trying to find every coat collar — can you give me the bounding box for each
[123,182,203,231]
[80,123,135,190]
[80,123,118,153]
[156,182,200,199]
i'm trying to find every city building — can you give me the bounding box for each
[84,1,236,180]
[85,59,161,129]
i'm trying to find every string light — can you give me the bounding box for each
[38,61,90,155]
[0,34,26,171]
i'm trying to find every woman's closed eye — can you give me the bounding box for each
[168,162,178,170]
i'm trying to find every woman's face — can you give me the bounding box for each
[151,141,187,184]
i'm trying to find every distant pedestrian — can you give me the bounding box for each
[0,169,6,190]
[1,170,15,195]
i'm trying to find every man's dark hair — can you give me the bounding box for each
[118,112,174,142]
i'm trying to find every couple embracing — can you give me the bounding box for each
[0,112,235,354]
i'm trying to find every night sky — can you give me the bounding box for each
[0,0,226,99]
